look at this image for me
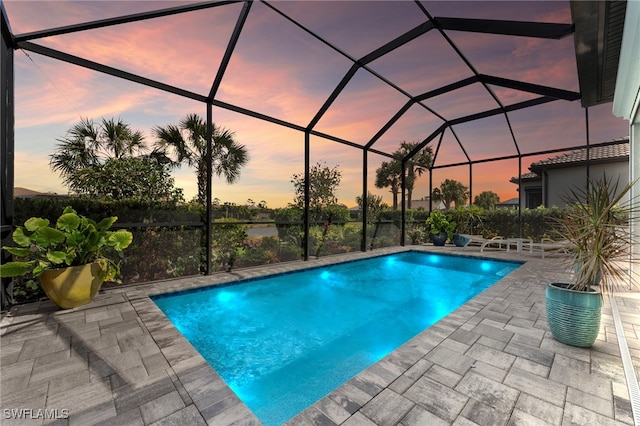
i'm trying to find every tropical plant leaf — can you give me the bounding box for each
[46,251,68,265]
[0,261,35,277]
[11,227,32,247]
[66,230,86,247]
[108,230,133,251]
[2,246,33,257]
[33,226,66,247]
[57,212,81,232]
[96,216,117,231]
[32,261,49,277]
[23,217,49,232]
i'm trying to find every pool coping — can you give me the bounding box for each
[1,245,636,425]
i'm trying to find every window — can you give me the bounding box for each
[526,187,543,208]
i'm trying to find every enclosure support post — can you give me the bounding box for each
[468,164,473,206]
[401,160,406,246]
[205,103,213,275]
[585,107,590,186]
[1,6,14,309]
[303,131,310,261]
[518,155,522,238]
[429,168,433,212]
[362,150,368,252]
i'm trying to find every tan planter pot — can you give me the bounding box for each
[39,263,104,309]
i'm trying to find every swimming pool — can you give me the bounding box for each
[153,251,521,425]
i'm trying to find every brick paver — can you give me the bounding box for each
[1,246,637,425]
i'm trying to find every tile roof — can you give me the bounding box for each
[509,172,541,183]
[531,137,629,170]
[510,136,629,183]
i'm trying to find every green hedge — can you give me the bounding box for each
[473,206,564,239]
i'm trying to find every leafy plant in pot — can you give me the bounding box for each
[546,177,637,347]
[0,206,133,309]
[425,210,456,246]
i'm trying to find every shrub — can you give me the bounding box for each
[342,222,363,251]
[211,218,247,271]
[122,227,201,283]
[274,207,303,246]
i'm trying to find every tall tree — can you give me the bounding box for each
[432,179,469,210]
[374,141,433,210]
[291,162,342,211]
[356,191,387,219]
[375,161,401,210]
[474,191,500,210]
[398,142,433,208]
[152,113,249,204]
[73,157,184,202]
[50,117,147,194]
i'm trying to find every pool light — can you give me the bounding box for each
[217,290,235,303]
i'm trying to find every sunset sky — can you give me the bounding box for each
[3,0,629,208]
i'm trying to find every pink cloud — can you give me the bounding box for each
[15,54,170,128]
[5,1,629,209]
[36,13,231,94]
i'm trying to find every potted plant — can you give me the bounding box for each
[0,206,133,309]
[546,177,637,347]
[425,210,456,246]
[449,206,482,247]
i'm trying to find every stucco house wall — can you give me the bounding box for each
[544,161,628,207]
[512,139,629,209]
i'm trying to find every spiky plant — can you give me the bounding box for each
[556,177,638,294]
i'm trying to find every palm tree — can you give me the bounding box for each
[398,142,432,208]
[50,117,146,193]
[152,113,249,204]
[375,161,401,210]
[374,142,433,210]
[474,190,500,210]
[433,179,469,210]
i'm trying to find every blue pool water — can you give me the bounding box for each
[153,251,520,425]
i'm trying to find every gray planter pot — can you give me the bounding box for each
[430,232,447,246]
[452,234,471,247]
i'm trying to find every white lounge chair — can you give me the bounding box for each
[465,234,488,246]
[479,236,509,252]
[480,237,533,253]
[527,238,571,258]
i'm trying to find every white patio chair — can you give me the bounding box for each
[528,238,572,258]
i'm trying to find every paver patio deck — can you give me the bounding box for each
[1,246,639,425]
